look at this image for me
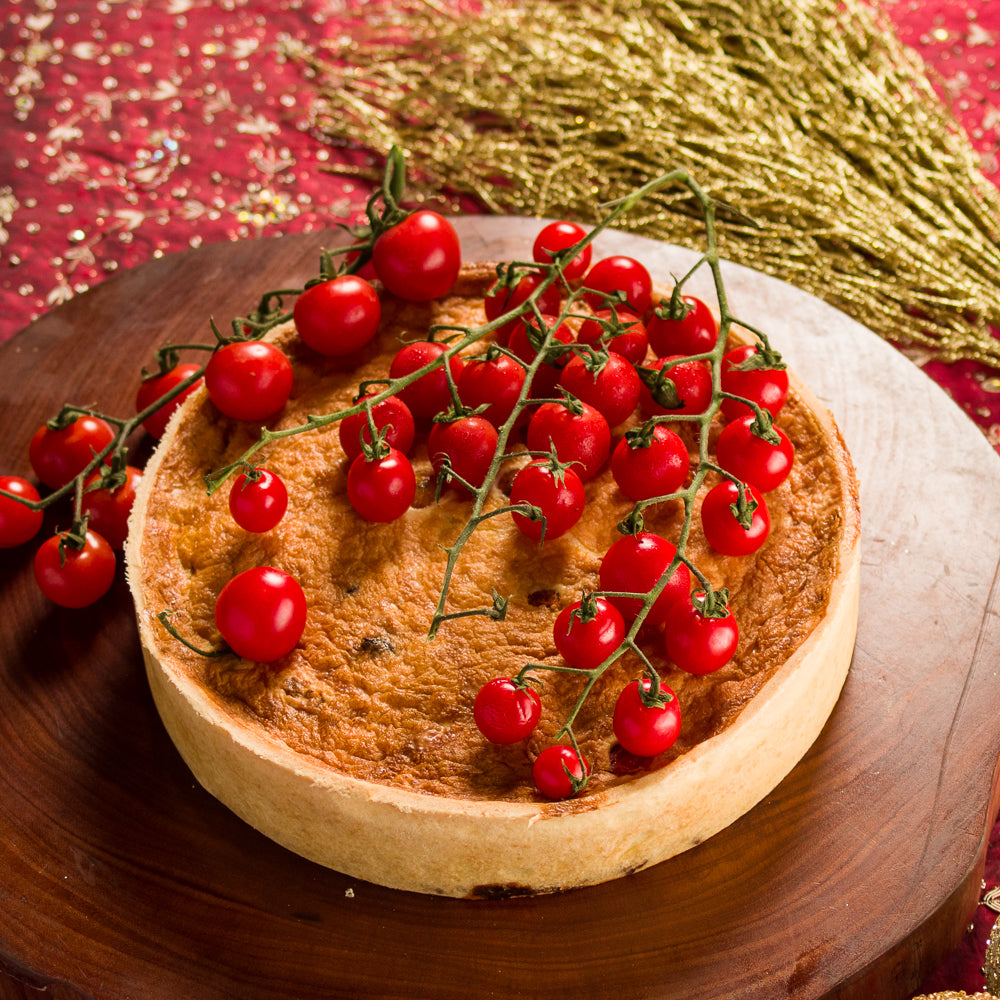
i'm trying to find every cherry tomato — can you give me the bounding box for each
[204,341,293,422]
[646,294,718,357]
[599,531,691,626]
[473,677,542,744]
[457,351,527,428]
[484,271,562,345]
[720,344,789,422]
[715,415,794,493]
[700,480,770,556]
[81,465,143,549]
[0,476,43,548]
[372,210,462,302]
[508,315,575,399]
[34,529,116,608]
[553,595,626,671]
[582,255,653,315]
[29,415,115,490]
[532,744,589,800]
[510,460,585,542]
[293,274,381,356]
[611,424,689,501]
[228,468,288,533]
[576,309,648,365]
[135,362,204,439]
[428,415,499,493]
[638,355,712,417]
[526,400,611,482]
[338,393,415,462]
[664,591,739,675]
[531,220,592,281]
[346,446,416,522]
[558,350,641,428]
[214,566,307,662]
[613,677,682,757]
[389,341,465,419]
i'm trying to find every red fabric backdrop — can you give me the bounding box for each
[1,1,998,994]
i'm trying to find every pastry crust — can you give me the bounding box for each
[126,262,860,897]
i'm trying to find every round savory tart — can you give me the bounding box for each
[125,261,860,898]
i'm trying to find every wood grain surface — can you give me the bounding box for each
[1,217,998,1000]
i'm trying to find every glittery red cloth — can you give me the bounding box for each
[1,1,998,993]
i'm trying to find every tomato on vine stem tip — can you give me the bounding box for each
[389,341,465,420]
[214,566,307,663]
[136,362,203,440]
[599,531,691,627]
[531,220,592,282]
[34,529,116,608]
[484,270,562,345]
[29,415,115,490]
[293,274,381,357]
[576,309,648,366]
[720,343,789,422]
[638,356,712,417]
[553,594,625,671]
[372,210,462,302]
[714,414,794,493]
[582,255,653,315]
[509,458,585,542]
[664,591,739,675]
[526,399,611,482]
[0,476,43,548]
[228,468,288,533]
[474,677,542,744]
[613,677,682,758]
[82,465,143,549]
[346,445,416,522]
[700,479,770,556]
[532,744,590,800]
[558,349,641,429]
[204,341,293,422]
[456,351,527,429]
[428,415,499,493]
[338,392,415,462]
[611,423,689,502]
[646,294,718,358]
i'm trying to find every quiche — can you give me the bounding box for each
[125,260,860,898]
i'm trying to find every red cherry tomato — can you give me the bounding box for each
[204,341,293,422]
[508,315,575,399]
[720,344,789,422]
[81,465,143,549]
[389,341,465,419]
[346,446,416,522]
[228,468,288,533]
[473,677,542,744]
[557,350,641,428]
[553,595,626,671]
[526,400,611,482]
[135,362,204,439]
[0,476,43,548]
[577,309,648,365]
[646,295,718,357]
[293,274,381,356]
[599,531,691,626]
[531,220,592,281]
[700,480,770,556]
[338,393,415,462]
[583,255,653,315]
[457,351,527,429]
[638,355,713,417]
[214,566,307,662]
[611,424,689,501]
[34,529,116,608]
[509,460,585,542]
[613,677,682,757]
[715,415,794,493]
[532,744,589,800]
[428,415,499,492]
[29,415,115,490]
[372,210,462,302]
[484,271,562,345]
[665,591,739,675]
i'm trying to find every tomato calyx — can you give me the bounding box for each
[731,340,786,373]
[654,285,696,323]
[636,363,683,410]
[747,407,782,446]
[358,424,394,464]
[622,418,664,450]
[725,480,760,530]
[691,586,732,620]
[637,671,674,710]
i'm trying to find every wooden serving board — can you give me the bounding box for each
[1,217,998,1000]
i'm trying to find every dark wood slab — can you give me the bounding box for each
[1,217,998,1000]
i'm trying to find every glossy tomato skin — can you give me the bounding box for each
[532,744,589,800]
[205,341,293,422]
[665,592,739,675]
[372,210,462,302]
[457,352,527,429]
[214,566,307,662]
[599,531,691,627]
[638,356,713,417]
[34,529,116,608]
[700,480,770,556]
[135,362,204,439]
[389,341,465,420]
[428,415,499,492]
[526,401,611,482]
[611,424,689,501]
[646,295,718,358]
[532,220,592,281]
[720,344,789,422]
[508,316,574,399]
[338,393,415,462]
[613,678,682,757]
[583,255,653,315]
[576,309,648,365]
[558,351,641,428]
[228,468,288,533]
[553,596,626,671]
[81,465,143,549]
[484,272,562,345]
[510,460,585,542]
[0,476,43,548]
[473,678,542,744]
[346,447,416,522]
[293,274,381,356]
[29,415,115,490]
[715,415,794,493]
